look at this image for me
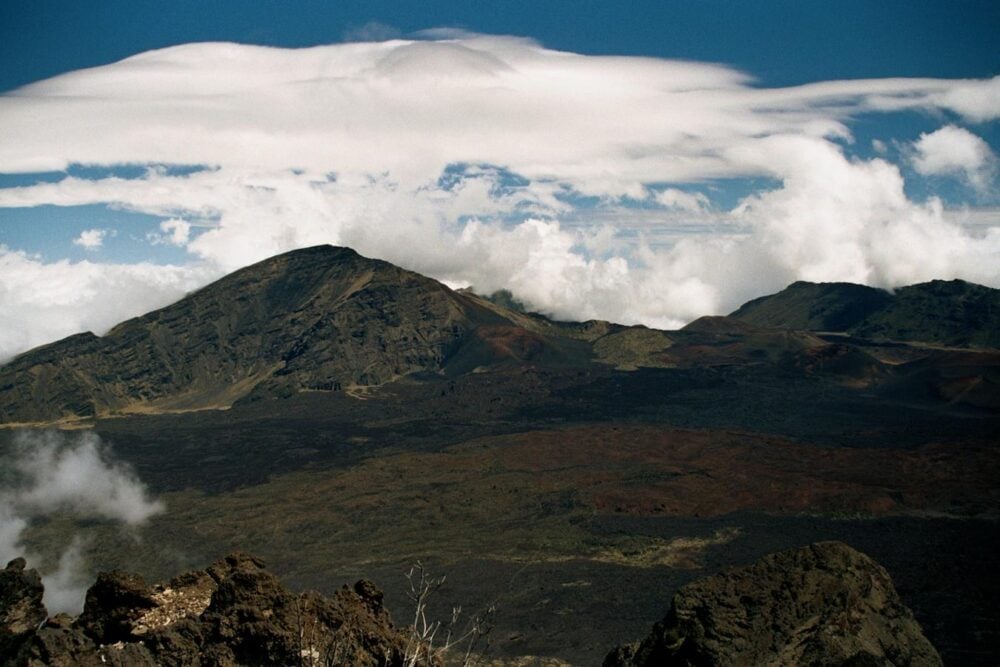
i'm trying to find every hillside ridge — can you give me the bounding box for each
[2,247,997,423]
[730,278,1000,347]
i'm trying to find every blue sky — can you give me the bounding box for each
[0,1,997,359]
[2,0,999,91]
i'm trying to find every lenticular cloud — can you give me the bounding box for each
[1,36,996,182]
[0,34,998,360]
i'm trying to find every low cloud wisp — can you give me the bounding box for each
[0,430,164,614]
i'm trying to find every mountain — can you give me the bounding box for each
[0,245,571,423]
[729,281,892,332]
[852,280,1000,347]
[730,279,1000,347]
[3,248,998,424]
[1,246,998,664]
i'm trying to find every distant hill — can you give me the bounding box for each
[731,279,1000,348]
[729,281,892,331]
[2,246,996,424]
[0,246,548,423]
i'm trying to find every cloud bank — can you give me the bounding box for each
[0,430,163,613]
[0,35,998,358]
[0,248,218,362]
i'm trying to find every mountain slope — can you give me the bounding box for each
[3,248,995,425]
[730,279,1000,347]
[729,281,892,331]
[852,280,1000,348]
[0,246,525,423]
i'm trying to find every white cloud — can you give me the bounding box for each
[725,135,1000,289]
[0,35,997,359]
[654,188,711,212]
[40,538,89,616]
[148,217,192,246]
[912,125,997,192]
[0,38,994,185]
[930,76,1000,123]
[72,228,108,250]
[0,430,163,613]
[11,430,164,524]
[0,247,218,361]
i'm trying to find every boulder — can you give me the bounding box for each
[605,541,942,667]
[77,570,157,643]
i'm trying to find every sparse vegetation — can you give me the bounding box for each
[403,562,495,667]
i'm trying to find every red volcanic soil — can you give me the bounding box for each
[475,325,546,361]
[442,325,572,375]
[445,425,1000,518]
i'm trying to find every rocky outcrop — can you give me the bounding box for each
[1,552,410,666]
[604,541,941,667]
[0,558,46,658]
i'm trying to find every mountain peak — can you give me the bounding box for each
[261,243,362,265]
[0,246,513,423]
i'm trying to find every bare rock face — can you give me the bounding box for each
[604,541,942,667]
[197,552,406,666]
[76,569,158,644]
[0,558,46,657]
[1,552,409,666]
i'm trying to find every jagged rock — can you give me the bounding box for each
[199,552,305,664]
[141,616,204,665]
[0,558,47,657]
[604,541,942,667]
[17,619,156,667]
[17,622,103,666]
[77,570,157,643]
[354,578,385,614]
[198,552,406,666]
[0,552,410,666]
[12,610,156,667]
